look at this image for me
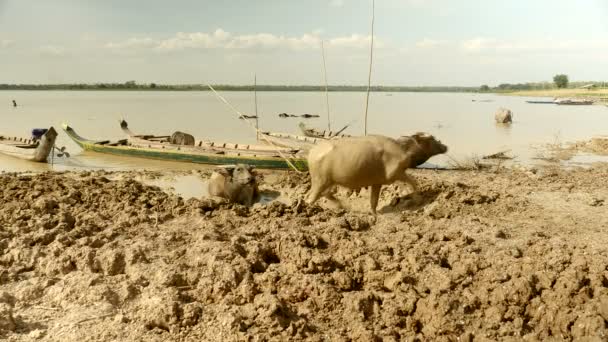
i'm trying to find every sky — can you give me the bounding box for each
[1,0,607,86]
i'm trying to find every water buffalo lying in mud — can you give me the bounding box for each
[306,133,448,214]
[170,131,195,146]
[495,108,513,124]
[208,164,258,206]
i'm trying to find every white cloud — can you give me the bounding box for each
[459,37,608,54]
[329,34,377,49]
[415,38,447,48]
[105,29,382,53]
[460,37,497,52]
[39,45,65,56]
[403,0,429,6]
[334,0,441,8]
[402,36,608,57]
[0,39,14,48]
[105,37,157,49]
[157,29,231,50]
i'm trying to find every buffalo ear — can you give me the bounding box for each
[412,132,424,139]
[396,135,411,143]
[246,165,255,172]
[411,134,423,143]
[412,132,433,144]
[216,166,234,177]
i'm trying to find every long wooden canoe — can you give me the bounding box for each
[119,119,304,155]
[0,127,57,162]
[258,130,353,151]
[63,123,308,171]
[256,122,352,150]
[554,98,594,105]
[259,131,321,150]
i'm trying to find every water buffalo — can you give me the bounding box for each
[495,108,513,124]
[208,164,258,206]
[170,131,195,146]
[306,133,447,214]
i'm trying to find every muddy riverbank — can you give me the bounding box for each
[1,164,608,341]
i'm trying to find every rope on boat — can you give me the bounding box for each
[206,84,306,173]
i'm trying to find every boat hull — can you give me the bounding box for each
[63,124,308,171]
[0,127,57,162]
[526,101,556,104]
[259,132,319,150]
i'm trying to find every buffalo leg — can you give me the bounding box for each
[306,179,329,205]
[323,188,346,209]
[370,184,382,214]
[398,172,422,203]
[399,172,419,193]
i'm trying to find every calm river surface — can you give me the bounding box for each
[1,90,607,172]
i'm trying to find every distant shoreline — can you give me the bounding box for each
[3,85,606,102]
[0,84,479,92]
[504,88,608,100]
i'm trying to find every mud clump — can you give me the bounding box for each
[1,167,608,341]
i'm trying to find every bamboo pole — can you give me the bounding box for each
[254,74,259,141]
[207,84,305,173]
[363,0,375,136]
[321,41,331,133]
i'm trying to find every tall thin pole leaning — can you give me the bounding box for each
[321,40,331,133]
[363,0,375,136]
[254,74,259,141]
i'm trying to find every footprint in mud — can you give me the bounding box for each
[379,189,441,214]
[257,189,281,205]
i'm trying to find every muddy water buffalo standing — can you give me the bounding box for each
[208,164,259,206]
[495,108,513,124]
[170,131,195,146]
[306,133,448,214]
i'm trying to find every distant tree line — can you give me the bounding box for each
[0,81,479,93]
[2,79,606,92]
[478,79,608,92]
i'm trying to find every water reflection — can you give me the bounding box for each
[494,123,513,138]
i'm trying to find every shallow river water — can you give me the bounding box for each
[1,90,607,172]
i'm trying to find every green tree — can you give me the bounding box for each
[553,74,569,88]
[479,85,490,92]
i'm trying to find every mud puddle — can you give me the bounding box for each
[562,153,608,168]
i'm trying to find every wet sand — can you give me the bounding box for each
[1,163,608,341]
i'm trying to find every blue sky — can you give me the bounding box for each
[1,0,607,85]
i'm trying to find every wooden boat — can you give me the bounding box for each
[526,100,556,104]
[118,119,307,155]
[0,127,57,162]
[63,123,307,171]
[258,125,352,150]
[259,131,322,150]
[298,122,351,139]
[554,98,594,105]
